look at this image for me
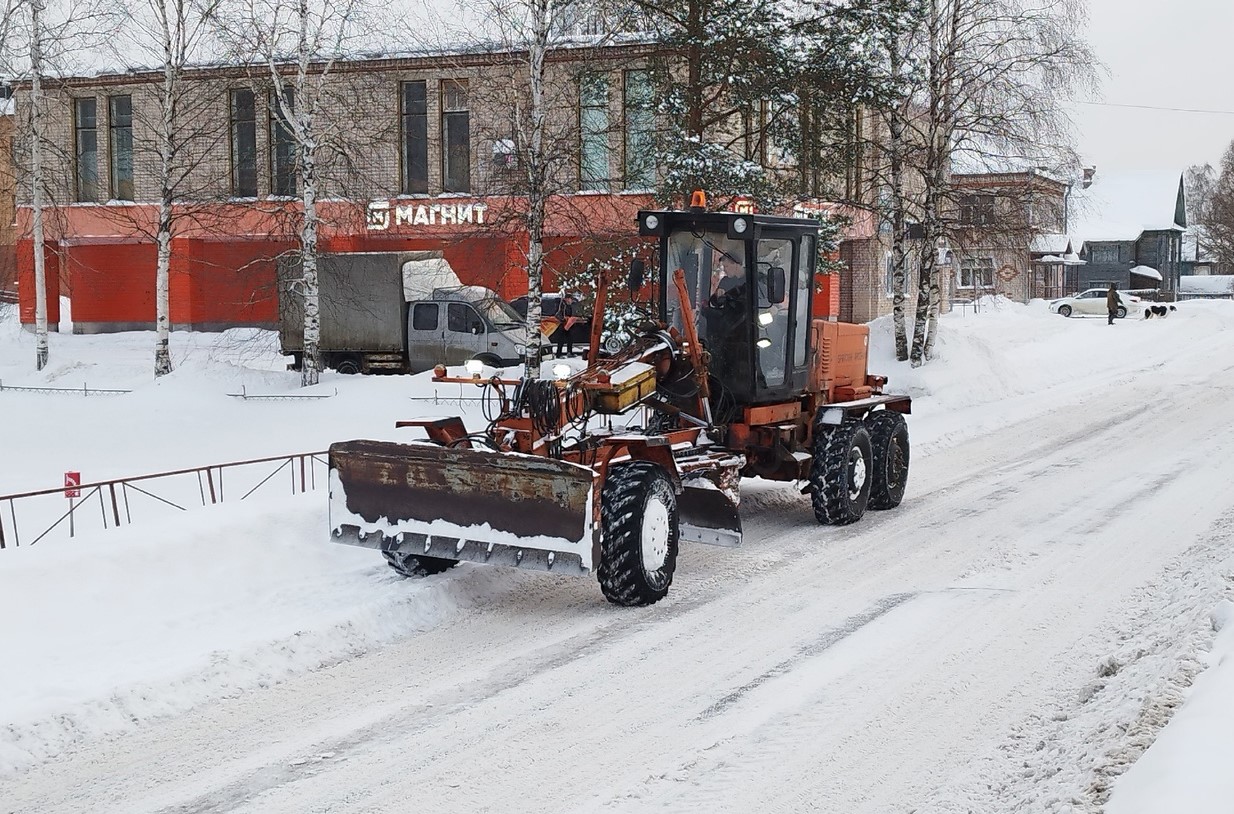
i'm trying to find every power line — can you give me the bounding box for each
[1073,99,1234,116]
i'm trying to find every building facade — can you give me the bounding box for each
[948,171,1070,303]
[10,43,879,333]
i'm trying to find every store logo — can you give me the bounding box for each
[366,200,489,230]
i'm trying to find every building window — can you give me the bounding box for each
[108,95,134,201]
[1090,245,1119,264]
[623,69,655,190]
[579,73,610,191]
[230,89,257,197]
[441,79,470,194]
[960,256,995,288]
[74,98,99,202]
[400,81,428,195]
[270,89,297,197]
[959,194,995,226]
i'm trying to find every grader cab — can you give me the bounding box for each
[328,199,911,606]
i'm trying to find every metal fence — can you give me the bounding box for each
[0,452,328,549]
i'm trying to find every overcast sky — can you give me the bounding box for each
[1075,0,1234,174]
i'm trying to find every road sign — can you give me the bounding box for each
[64,471,81,499]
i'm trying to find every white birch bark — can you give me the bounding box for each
[520,0,550,381]
[30,0,48,370]
[153,0,176,377]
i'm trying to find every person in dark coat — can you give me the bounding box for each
[552,293,577,356]
[1106,283,1122,325]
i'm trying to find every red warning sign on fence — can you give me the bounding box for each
[64,471,81,499]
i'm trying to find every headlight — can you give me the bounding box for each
[758,311,774,326]
[465,359,485,376]
[756,337,772,349]
[552,363,571,379]
[514,344,525,355]
[644,214,659,231]
[732,216,749,234]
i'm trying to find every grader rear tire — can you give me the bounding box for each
[865,410,910,510]
[597,461,679,607]
[810,421,873,526]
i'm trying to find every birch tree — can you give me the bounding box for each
[217,0,375,386]
[103,0,224,377]
[3,0,117,370]
[897,0,1094,366]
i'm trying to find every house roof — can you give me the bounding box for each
[1071,170,1188,243]
[1030,233,1080,255]
[1130,265,1163,281]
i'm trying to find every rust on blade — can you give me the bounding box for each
[329,440,594,542]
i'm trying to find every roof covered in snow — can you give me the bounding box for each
[1070,170,1187,244]
[1031,233,1080,255]
[1130,265,1163,281]
[1179,275,1234,295]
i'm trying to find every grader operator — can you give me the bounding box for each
[328,196,911,606]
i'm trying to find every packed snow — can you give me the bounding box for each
[1,296,1233,812]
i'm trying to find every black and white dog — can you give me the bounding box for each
[1144,305,1177,319]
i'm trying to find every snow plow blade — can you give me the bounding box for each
[328,440,598,574]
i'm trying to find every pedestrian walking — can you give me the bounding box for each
[1107,283,1122,325]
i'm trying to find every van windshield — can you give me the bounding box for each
[477,297,524,329]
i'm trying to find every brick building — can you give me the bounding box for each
[949,171,1070,302]
[10,42,874,332]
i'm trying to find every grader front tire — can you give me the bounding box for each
[597,462,679,607]
[810,421,874,526]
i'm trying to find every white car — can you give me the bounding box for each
[1049,289,1142,319]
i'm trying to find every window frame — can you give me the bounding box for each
[229,89,258,198]
[578,72,611,192]
[73,97,99,203]
[440,79,470,194]
[108,94,134,201]
[400,80,429,195]
[622,69,655,191]
[269,88,297,197]
[959,256,996,289]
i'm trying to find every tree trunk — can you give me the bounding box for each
[521,0,550,381]
[30,0,48,370]
[300,135,320,388]
[154,48,175,378]
[889,97,909,362]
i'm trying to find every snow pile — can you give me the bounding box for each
[1180,275,1234,296]
[1106,599,1234,813]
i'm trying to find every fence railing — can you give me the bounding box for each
[0,451,328,549]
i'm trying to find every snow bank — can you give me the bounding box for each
[1106,600,1234,814]
[0,495,520,774]
[1180,275,1234,296]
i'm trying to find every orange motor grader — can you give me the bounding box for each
[328,198,911,606]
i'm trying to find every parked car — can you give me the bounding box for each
[1049,289,1142,319]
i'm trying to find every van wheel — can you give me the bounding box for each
[469,354,503,368]
[334,355,362,375]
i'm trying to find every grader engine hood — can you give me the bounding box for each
[329,440,599,573]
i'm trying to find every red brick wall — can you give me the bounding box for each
[17,240,61,325]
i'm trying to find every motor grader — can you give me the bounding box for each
[328,197,911,606]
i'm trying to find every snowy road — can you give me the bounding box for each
[5,330,1234,813]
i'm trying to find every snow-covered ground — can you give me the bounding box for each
[1,297,1233,812]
